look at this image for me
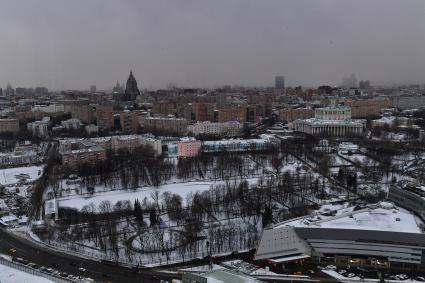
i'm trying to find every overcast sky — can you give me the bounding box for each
[1,0,425,90]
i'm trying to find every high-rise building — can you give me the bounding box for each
[218,106,247,123]
[359,80,371,89]
[342,74,357,88]
[275,76,285,95]
[90,85,97,92]
[0,119,20,133]
[15,88,26,95]
[140,117,190,136]
[96,105,114,131]
[120,110,140,134]
[121,71,140,101]
[5,83,14,96]
[35,87,48,95]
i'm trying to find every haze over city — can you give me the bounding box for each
[2,1,425,282]
[1,0,425,90]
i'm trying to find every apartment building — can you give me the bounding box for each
[345,98,393,118]
[0,119,19,134]
[140,117,190,136]
[96,105,114,131]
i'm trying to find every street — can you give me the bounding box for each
[0,227,176,283]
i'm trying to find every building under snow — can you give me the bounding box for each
[255,202,425,271]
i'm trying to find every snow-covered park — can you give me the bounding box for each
[57,177,261,212]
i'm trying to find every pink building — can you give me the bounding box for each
[177,140,202,158]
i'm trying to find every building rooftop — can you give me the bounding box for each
[300,118,364,125]
[318,105,350,111]
[203,138,269,146]
[276,202,423,234]
[202,268,263,283]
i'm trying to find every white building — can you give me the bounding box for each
[371,116,413,128]
[61,118,81,130]
[32,104,65,113]
[188,121,242,137]
[292,106,365,136]
[27,117,50,138]
[202,135,278,153]
[0,150,38,166]
[84,124,99,134]
[338,142,359,154]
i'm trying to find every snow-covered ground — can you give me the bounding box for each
[0,263,54,283]
[0,166,43,186]
[58,178,261,211]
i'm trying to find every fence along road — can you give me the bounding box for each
[0,257,73,283]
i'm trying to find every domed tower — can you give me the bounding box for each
[122,71,140,101]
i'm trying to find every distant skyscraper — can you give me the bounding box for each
[15,87,27,95]
[35,87,48,95]
[90,85,97,92]
[5,83,14,96]
[121,71,140,101]
[359,80,371,89]
[275,76,285,95]
[342,74,357,88]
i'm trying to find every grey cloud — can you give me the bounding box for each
[0,0,424,90]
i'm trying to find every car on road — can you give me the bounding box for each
[102,273,111,278]
[52,263,60,268]
[78,267,86,272]
[9,248,16,254]
[59,272,69,278]
[70,261,78,266]
[13,257,29,265]
[41,267,53,274]
[28,263,40,269]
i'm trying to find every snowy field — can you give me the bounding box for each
[0,263,54,283]
[58,178,261,211]
[0,166,43,186]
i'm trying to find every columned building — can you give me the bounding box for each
[291,105,365,137]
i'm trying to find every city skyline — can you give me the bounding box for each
[1,0,425,90]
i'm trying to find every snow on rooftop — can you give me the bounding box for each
[301,118,364,125]
[318,208,421,233]
[278,205,423,234]
[0,215,18,223]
